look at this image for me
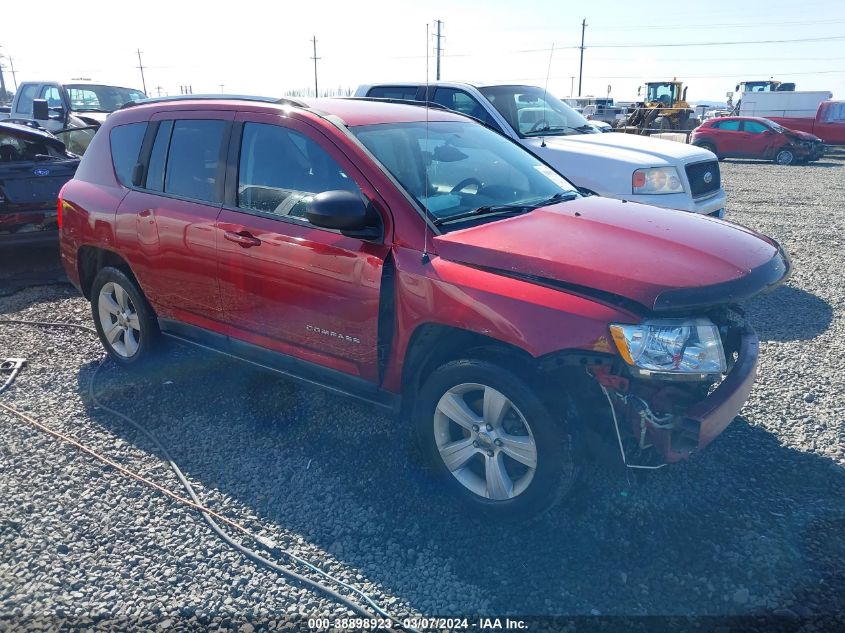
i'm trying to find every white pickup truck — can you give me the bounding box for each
[355,82,726,216]
[8,81,146,132]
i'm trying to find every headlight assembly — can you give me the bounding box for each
[632,167,684,195]
[609,318,726,375]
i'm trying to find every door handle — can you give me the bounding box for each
[224,230,261,248]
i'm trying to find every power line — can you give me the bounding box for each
[589,17,845,31]
[491,68,845,84]
[510,34,845,53]
[590,34,845,48]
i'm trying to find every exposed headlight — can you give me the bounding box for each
[632,167,684,195]
[609,318,726,375]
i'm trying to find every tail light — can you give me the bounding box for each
[57,182,70,231]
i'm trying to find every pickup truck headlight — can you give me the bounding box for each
[609,318,726,375]
[632,167,684,195]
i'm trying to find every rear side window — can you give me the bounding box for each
[164,120,226,203]
[110,122,148,187]
[367,86,420,101]
[145,120,174,191]
[712,120,741,131]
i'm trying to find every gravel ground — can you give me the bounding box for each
[1,156,844,631]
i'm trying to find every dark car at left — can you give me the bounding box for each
[0,121,81,246]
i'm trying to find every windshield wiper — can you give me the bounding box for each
[524,125,586,137]
[433,192,579,227]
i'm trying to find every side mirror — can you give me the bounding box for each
[50,105,67,122]
[32,99,50,121]
[305,190,373,233]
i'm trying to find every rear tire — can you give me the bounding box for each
[694,141,718,158]
[90,267,160,366]
[414,359,579,519]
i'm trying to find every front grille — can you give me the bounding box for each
[685,160,721,198]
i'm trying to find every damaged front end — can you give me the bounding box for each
[591,306,759,468]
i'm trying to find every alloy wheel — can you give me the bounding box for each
[97,281,142,358]
[776,149,794,165]
[433,383,537,501]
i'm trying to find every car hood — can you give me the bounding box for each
[433,196,789,313]
[785,128,821,142]
[524,131,714,167]
[0,121,66,152]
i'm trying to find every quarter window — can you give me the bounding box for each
[110,122,148,187]
[237,122,361,220]
[164,120,227,203]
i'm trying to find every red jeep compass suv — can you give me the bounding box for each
[58,96,789,518]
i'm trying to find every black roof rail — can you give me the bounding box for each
[344,96,451,112]
[118,94,308,110]
[345,96,498,133]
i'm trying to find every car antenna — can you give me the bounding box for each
[422,22,431,265]
[541,43,555,148]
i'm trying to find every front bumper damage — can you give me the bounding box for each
[592,327,759,468]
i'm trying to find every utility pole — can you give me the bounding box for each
[155,86,163,97]
[136,49,148,95]
[310,36,320,98]
[577,19,586,97]
[8,57,17,91]
[434,19,444,81]
[570,76,575,98]
[219,84,225,93]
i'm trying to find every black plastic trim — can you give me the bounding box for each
[158,318,401,412]
[466,264,650,316]
[653,246,791,312]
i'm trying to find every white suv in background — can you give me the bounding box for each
[355,82,726,217]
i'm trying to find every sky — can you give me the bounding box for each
[1,0,843,105]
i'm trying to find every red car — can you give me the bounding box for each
[59,96,789,518]
[691,116,824,165]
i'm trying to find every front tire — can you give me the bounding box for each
[91,266,160,366]
[775,148,795,165]
[414,359,578,519]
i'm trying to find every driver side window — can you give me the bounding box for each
[237,122,361,221]
[743,121,768,134]
[40,86,63,108]
[432,88,497,129]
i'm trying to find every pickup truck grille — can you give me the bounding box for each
[685,160,721,198]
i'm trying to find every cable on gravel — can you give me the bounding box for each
[0,317,416,632]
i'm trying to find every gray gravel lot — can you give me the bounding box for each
[1,156,844,630]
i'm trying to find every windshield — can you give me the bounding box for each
[478,86,590,137]
[66,84,147,112]
[761,118,785,132]
[0,128,68,162]
[646,83,678,106]
[352,121,578,229]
